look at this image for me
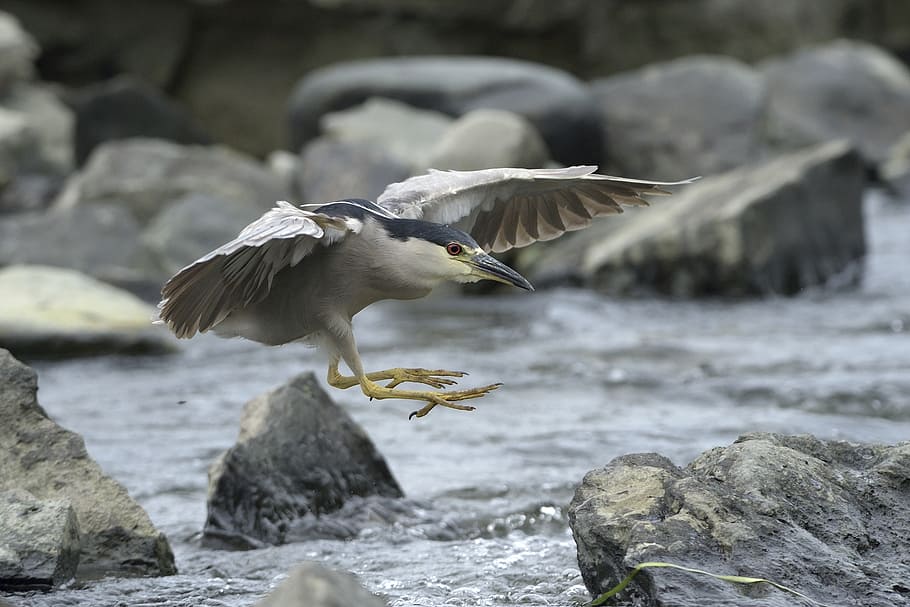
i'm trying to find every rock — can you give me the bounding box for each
[0,12,36,93]
[204,372,403,549]
[0,265,174,357]
[568,433,910,607]
[591,55,766,181]
[762,39,910,166]
[0,172,62,214]
[423,108,552,171]
[71,75,211,166]
[0,489,80,591]
[142,193,268,277]
[0,204,159,290]
[289,56,602,166]
[319,98,453,169]
[297,137,411,203]
[0,349,176,576]
[55,138,287,224]
[0,107,40,188]
[540,140,865,297]
[1,83,74,176]
[255,563,387,607]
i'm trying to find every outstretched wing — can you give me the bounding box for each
[377,166,698,253]
[157,201,357,338]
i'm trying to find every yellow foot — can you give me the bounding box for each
[358,379,502,420]
[328,366,466,390]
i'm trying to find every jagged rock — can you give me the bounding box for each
[0,349,176,577]
[0,205,158,290]
[568,433,910,607]
[204,372,403,549]
[297,137,411,203]
[423,108,552,171]
[0,265,174,357]
[591,55,766,181]
[255,563,387,607]
[142,193,266,277]
[71,75,211,166]
[289,56,602,166]
[0,489,80,591]
[762,39,910,166]
[54,138,287,224]
[528,141,866,297]
[0,12,36,93]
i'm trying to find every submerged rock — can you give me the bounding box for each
[254,562,387,607]
[204,372,403,548]
[0,265,174,357]
[569,433,910,607]
[529,140,866,297]
[0,489,80,591]
[0,349,176,577]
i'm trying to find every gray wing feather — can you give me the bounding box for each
[157,201,353,338]
[377,166,698,253]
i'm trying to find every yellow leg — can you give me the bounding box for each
[327,360,466,390]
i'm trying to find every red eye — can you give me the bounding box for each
[446,242,463,256]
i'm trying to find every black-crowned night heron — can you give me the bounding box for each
[158,166,694,418]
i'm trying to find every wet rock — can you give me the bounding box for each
[319,98,453,170]
[71,75,211,166]
[536,140,865,297]
[204,372,403,549]
[762,40,910,166]
[297,137,411,203]
[255,562,387,607]
[0,349,176,576]
[0,265,174,357]
[55,138,287,224]
[142,193,267,277]
[289,56,602,166]
[0,489,80,591]
[568,433,910,607]
[591,56,766,181]
[423,108,552,171]
[0,205,157,289]
[0,12,36,92]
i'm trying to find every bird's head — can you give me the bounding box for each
[384,220,534,291]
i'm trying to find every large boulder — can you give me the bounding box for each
[591,56,766,181]
[0,265,174,357]
[761,39,910,166]
[528,141,866,297]
[0,349,176,577]
[296,137,411,203]
[0,489,80,591]
[288,56,602,166]
[54,138,287,224]
[204,372,404,548]
[568,433,910,607]
[254,563,387,607]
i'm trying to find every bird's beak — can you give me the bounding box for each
[467,252,534,291]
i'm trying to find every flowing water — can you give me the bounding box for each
[5,194,910,606]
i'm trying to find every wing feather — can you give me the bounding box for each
[378,166,697,253]
[157,202,353,338]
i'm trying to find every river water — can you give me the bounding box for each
[5,194,910,607]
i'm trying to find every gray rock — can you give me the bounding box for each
[142,193,266,277]
[0,489,80,591]
[762,39,910,166]
[0,12,36,93]
[204,372,403,549]
[289,56,602,166]
[297,137,411,203]
[0,349,176,576]
[0,107,40,188]
[591,55,766,181]
[55,138,287,224]
[0,173,62,214]
[541,140,865,297]
[0,204,159,290]
[424,108,551,171]
[255,562,387,607]
[568,433,910,607]
[0,265,174,358]
[1,83,74,175]
[319,98,453,169]
[71,75,211,166]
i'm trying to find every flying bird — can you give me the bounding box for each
[158,166,695,418]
